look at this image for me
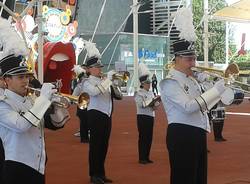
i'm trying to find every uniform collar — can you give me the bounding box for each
[89,75,101,81]
[4,89,26,103]
[169,68,189,78]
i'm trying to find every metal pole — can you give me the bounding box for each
[203,0,209,67]
[37,0,44,83]
[0,0,6,16]
[133,0,139,92]
[225,21,229,66]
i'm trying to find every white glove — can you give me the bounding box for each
[107,70,116,80]
[196,73,210,82]
[214,79,226,94]
[40,83,57,100]
[154,101,160,107]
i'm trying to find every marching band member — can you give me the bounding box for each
[210,101,227,141]
[0,54,70,184]
[72,64,90,143]
[82,56,122,184]
[196,75,245,142]
[134,63,160,164]
[0,77,5,183]
[159,8,227,184]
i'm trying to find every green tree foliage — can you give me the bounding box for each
[193,0,227,63]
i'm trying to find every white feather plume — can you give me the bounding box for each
[172,8,196,42]
[72,65,86,75]
[138,63,151,78]
[84,40,101,59]
[0,17,29,58]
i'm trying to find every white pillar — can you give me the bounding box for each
[37,0,44,83]
[203,0,209,67]
[225,22,229,66]
[133,0,139,92]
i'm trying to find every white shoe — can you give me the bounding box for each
[74,132,80,137]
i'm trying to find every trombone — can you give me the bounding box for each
[192,63,250,95]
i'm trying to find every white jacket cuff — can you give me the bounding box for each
[22,95,51,126]
[195,87,221,112]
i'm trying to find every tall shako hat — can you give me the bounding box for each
[83,40,103,68]
[0,54,32,76]
[172,8,197,57]
[0,17,30,76]
[86,56,104,68]
[138,63,151,84]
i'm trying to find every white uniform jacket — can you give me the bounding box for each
[134,89,155,117]
[159,68,210,132]
[0,89,46,174]
[83,75,112,117]
[72,78,88,96]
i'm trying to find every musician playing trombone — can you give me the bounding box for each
[0,53,70,184]
[159,8,228,184]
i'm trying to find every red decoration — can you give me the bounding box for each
[68,0,76,5]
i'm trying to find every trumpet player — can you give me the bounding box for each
[0,54,70,184]
[72,64,90,143]
[82,56,122,184]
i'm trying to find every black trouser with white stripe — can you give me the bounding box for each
[2,160,45,184]
[88,110,111,178]
[137,115,154,161]
[167,123,207,184]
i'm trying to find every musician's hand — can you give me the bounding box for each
[41,83,57,100]
[107,70,116,80]
[196,73,210,82]
[154,101,160,107]
[214,79,226,93]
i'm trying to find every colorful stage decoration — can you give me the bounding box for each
[42,5,78,43]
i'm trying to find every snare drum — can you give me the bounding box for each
[221,87,234,105]
[211,107,225,120]
[233,90,244,105]
[221,87,245,105]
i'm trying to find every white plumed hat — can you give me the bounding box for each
[0,17,29,59]
[138,63,151,83]
[172,7,197,56]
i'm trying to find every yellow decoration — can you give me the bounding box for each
[66,8,72,16]
[60,12,70,26]
[43,5,49,14]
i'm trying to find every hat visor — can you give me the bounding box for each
[141,79,151,84]
[88,63,104,68]
[4,71,34,76]
[175,51,196,57]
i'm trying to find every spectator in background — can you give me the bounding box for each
[151,74,158,96]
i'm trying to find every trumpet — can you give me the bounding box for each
[26,87,74,108]
[27,86,90,109]
[27,86,71,108]
[60,92,90,110]
[101,71,130,84]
